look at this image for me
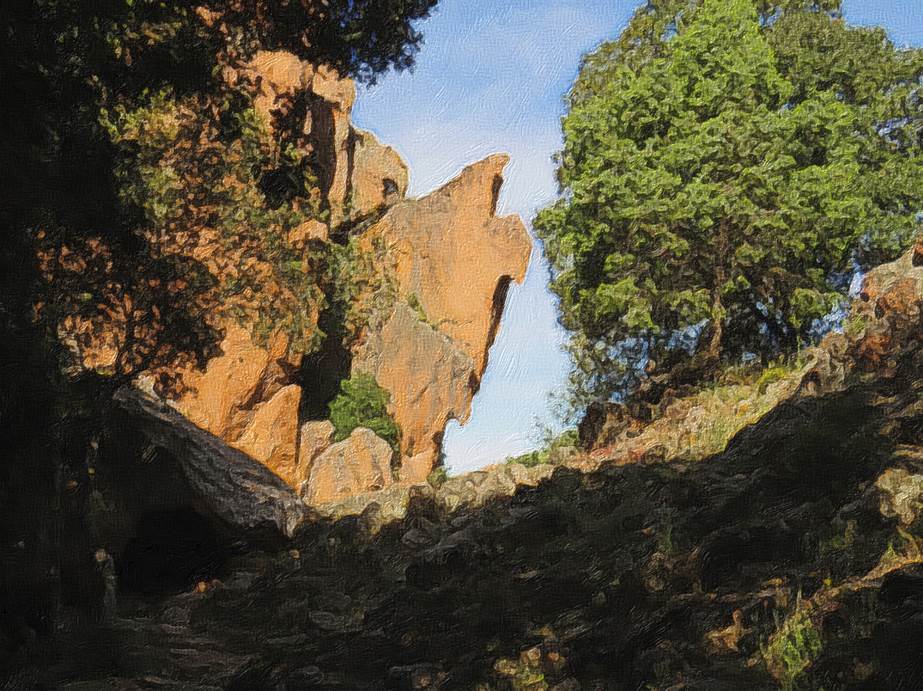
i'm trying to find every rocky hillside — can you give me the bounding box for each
[9,243,923,689]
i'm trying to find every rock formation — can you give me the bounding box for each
[352,155,531,471]
[90,50,530,507]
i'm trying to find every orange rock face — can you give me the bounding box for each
[170,326,304,482]
[53,48,530,507]
[354,155,532,478]
[234,384,302,486]
[350,129,409,217]
[353,303,475,459]
[362,155,531,371]
[301,428,394,504]
[295,420,335,488]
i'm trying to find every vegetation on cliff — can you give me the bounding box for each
[328,372,401,450]
[0,0,436,657]
[536,0,923,411]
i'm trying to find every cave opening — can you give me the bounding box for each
[118,507,231,595]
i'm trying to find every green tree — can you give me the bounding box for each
[328,373,401,449]
[536,0,923,410]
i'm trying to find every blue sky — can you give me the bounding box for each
[352,0,923,474]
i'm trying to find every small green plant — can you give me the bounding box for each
[505,429,579,467]
[406,292,431,326]
[328,373,401,449]
[427,466,449,487]
[505,450,545,468]
[844,312,870,339]
[761,596,823,689]
[756,365,790,394]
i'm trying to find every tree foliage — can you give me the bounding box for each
[0,0,434,639]
[536,0,923,410]
[0,0,436,395]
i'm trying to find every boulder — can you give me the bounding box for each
[294,420,336,487]
[234,384,302,487]
[302,428,395,505]
[172,325,296,442]
[114,388,308,538]
[400,451,437,485]
[876,468,923,526]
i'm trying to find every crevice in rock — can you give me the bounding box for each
[307,93,336,207]
[298,310,353,421]
[482,275,513,378]
[490,173,503,215]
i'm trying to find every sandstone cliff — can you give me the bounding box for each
[94,50,531,506]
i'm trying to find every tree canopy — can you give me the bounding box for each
[0,0,437,394]
[535,0,923,411]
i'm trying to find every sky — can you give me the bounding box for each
[351,0,923,474]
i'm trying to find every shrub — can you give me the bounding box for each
[328,373,401,449]
[505,430,579,467]
[427,466,449,487]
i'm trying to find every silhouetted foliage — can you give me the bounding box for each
[0,0,436,652]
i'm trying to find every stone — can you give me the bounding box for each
[294,420,335,487]
[876,468,923,525]
[287,219,329,249]
[400,451,436,485]
[352,303,475,470]
[302,428,395,505]
[311,65,356,111]
[350,129,409,217]
[243,50,314,127]
[234,384,302,487]
[172,324,279,441]
[115,388,308,538]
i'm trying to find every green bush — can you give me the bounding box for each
[328,373,401,449]
[505,429,579,467]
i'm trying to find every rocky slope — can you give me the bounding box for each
[9,247,923,689]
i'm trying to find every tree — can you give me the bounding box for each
[535,0,923,411]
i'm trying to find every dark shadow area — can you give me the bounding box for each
[119,508,229,595]
[8,353,920,689]
[299,310,354,421]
